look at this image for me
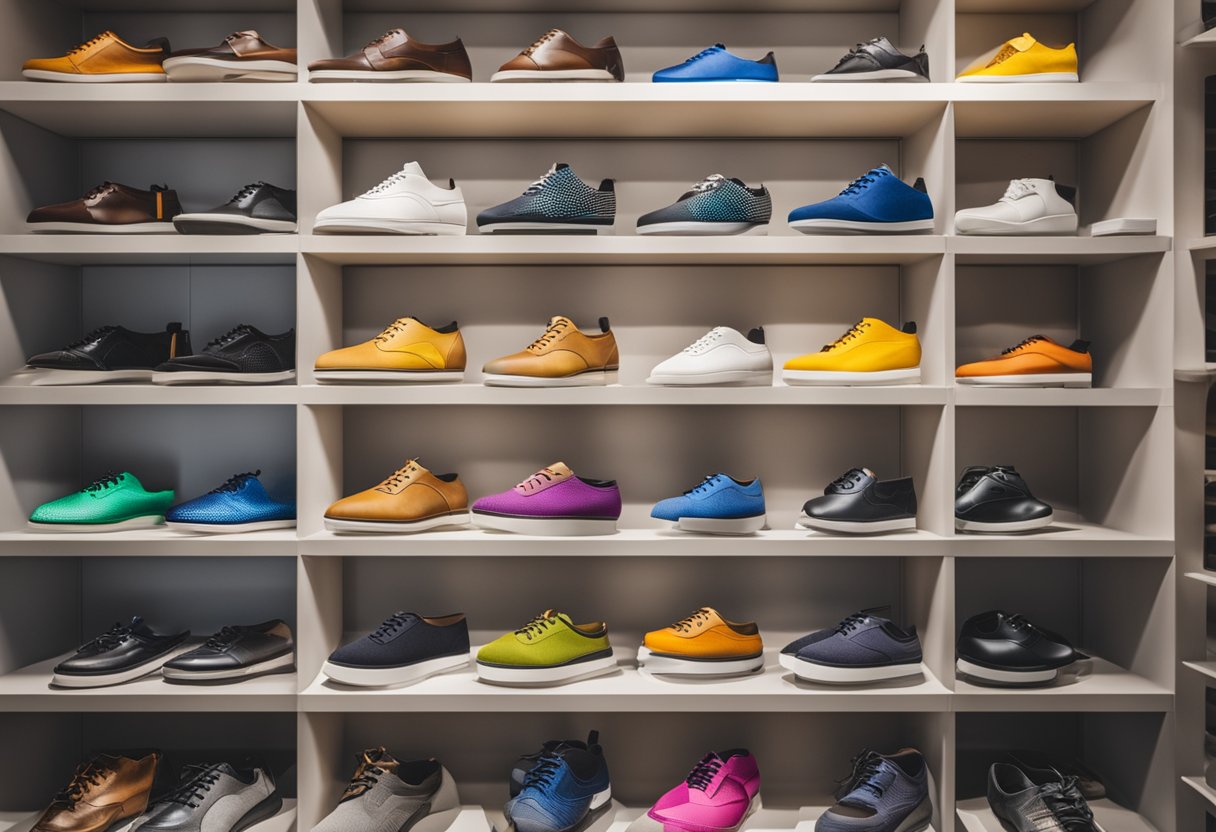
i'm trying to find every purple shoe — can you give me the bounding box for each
[472,461,621,536]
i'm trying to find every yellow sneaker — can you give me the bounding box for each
[957,33,1078,83]
[314,317,466,383]
[783,318,921,386]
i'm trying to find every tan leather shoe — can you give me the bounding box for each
[163,30,297,82]
[483,316,619,387]
[309,29,472,82]
[314,317,466,383]
[325,460,470,533]
[34,753,159,832]
[24,32,169,82]
[492,29,623,82]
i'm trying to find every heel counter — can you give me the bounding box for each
[446,331,468,371]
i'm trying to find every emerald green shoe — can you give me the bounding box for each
[29,472,175,532]
[476,610,617,686]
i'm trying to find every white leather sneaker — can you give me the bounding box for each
[313,162,467,234]
[955,178,1078,235]
[647,326,773,386]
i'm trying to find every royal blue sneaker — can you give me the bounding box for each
[653,44,778,83]
[637,174,772,236]
[787,611,923,684]
[651,473,766,535]
[788,165,933,234]
[505,741,612,832]
[817,749,932,832]
[165,470,295,534]
[477,163,615,234]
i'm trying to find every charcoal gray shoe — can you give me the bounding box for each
[134,763,281,832]
[313,750,460,832]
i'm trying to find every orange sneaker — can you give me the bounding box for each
[956,336,1092,387]
[637,607,763,678]
[23,32,170,82]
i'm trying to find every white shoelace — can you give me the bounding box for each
[684,328,725,354]
[1000,178,1035,202]
[691,174,727,192]
[362,171,410,197]
[526,165,560,193]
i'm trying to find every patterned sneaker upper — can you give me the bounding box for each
[792,611,922,669]
[651,474,766,522]
[788,166,933,225]
[477,164,616,228]
[647,750,761,832]
[133,762,278,832]
[27,323,189,372]
[511,733,600,798]
[180,181,297,224]
[30,472,175,525]
[987,763,1098,832]
[652,44,778,82]
[165,471,296,526]
[471,462,622,520]
[505,740,611,832]
[637,174,772,229]
[816,749,929,832]
[155,324,295,375]
[314,751,448,832]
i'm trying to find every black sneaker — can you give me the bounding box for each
[1205,0,1216,31]
[52,616,190,688]
[152,324,295,384]
[812,37,929,83]
[987,763,1099,832]
[26,323,190,386]
[957,610,1082,686]
[173,182,297,235]
[797,467,917,534]
[321,612,471,687]
[162,620,295,682]
[954,466,1053,534]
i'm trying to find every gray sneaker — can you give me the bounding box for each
[134,763,281,832]
[313,749,460,832]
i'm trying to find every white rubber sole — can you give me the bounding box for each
[636,221,766,236]
[637,646,764,677]
[955,213,1078,236]
[152,370,295,384]
[324,512,471,534]
[957,73,1079,83]
[646,370,771,386]
[778,652,799,672]
[790,218,934,234]
[322,652,470,687]
[1091,218,1156,236]
[791,658,924,684]
[811,69,927,82]
[796,514,916,534]
[491,69,617,82]
[783,368,921,386]
[28,515,164,533]
[27,221,177,233]
[672,514,766,535]
[483,370,618,387]
[956,373,1091,387]
[477,655,618,685]
[956,513,1054,533]
[162,58,298,82]
[312,219,466,235]
[172,214,297,234]
[956,658,1058,685]
[314,370,465,383]
[310,69,470,82]
[29,369,154,385]
[23,70,165,82]
[52,657,170,688]
[472,512,618,536]
[162,651,295,681]
[166,519,296,534]
[478,221,612,235]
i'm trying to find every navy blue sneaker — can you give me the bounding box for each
[510,732,600,798]
[322,612,471,688]
[165,470,295,534]
[653,44,778,83]
[477,164,615,234]
[787,611,923,684]
[505,740,612,832]
[817,749,931,832]
[651,473,766,535]
[637,174,772,236]
[788,166,933,234]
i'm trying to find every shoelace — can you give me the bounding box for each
[374,318,413,345]
[835,751,887,800]
[527,319,570,352]
[821,320,871,353]
[685,754,723,791]
[211,470,259,494]
[525,165,561,194]
[691,174,727,193]
[343,749,393,801]
[672,608,713,632]
[166,764,223,808]
[838,168,889,197]
[517,467,560,492]
[363,171,410,197]
[523,30,560,57]
[84,473,124,493]
[1038,778,1096,832]
[198,625,242,652]
[67,33,111,56]
[683,44,724,64]
[833,38,881,68]
[370,612,415,642]
[985,43,1019,68]
[834,612,870,636]
[380,461,420,490]
[225,183,262,205]
[66,326,117,350]
[80,621,133,652]
[522,752,564,789]
[368,30,403,48]
[1000,179,1035,202]
[516,612,559,640]
[828,468,867,490]
[53,760,112,806]
[684,475,722,496]
[683,329,724,354]
[1000,335,1046,355]
[206,325,252,350]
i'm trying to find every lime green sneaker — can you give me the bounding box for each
[476,610,616,685]
[29,472,175,532]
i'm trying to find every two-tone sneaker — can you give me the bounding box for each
[314,751,460,832]
[637,608,764,677]
[164,471,296,534]
[631,750,760,832]
[134,762,283,832]
[152,324,295,384]
[647,326,772,386]
[653,44,778,82]
[477,610,617,685]
[783,319,921,386]
[788,166,933,234]
[314,317,466,383]
[797,468,917,534]
[812,38,929,82]
[471,462,622,536]
[172,181,297,234]
[26,323,190,385]
[651,474,767,535]
[816,750,931,832]
[323,612,471,687]
[29,472,175,532]
[511,732,601,798]
[785,611,923,684]
[483,316,619,387]
[637,174,772,235]
[478,164,615,234]
[954,178,1077,235]
[314,162,467,235]
[505,739,612,832]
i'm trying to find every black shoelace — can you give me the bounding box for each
[834,612,870,636]
[828,469,867,490]
[80,622,133,652]
[206,325,252,350]
[672,608,713,633]
[211,471,259,494]
[67,326,117,350]
[821,320,871,352]
[167,764,223,808]
[370,613,414,643]
[516,614,558,640]
[342,749,393,801]
[225,183,262,205]
[199,626,242,653]
[522,752,563,789]
[685,754,723,791]
[835,750,886,799]
[84,473,124,493]
[1001,336,1046,354]
[53,760,112,806]
[1038,778,1096,832]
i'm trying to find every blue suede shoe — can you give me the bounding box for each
[651,473,766,535]
[653,44,778,82]
[788,165,934,234]
[165,470,295,533]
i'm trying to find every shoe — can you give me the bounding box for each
[23,32,169,82]
[1006,752,1105,801]
[172,182,297,234]
[322,612,470,687]
[33,753,160,832]
[164,471,296,534]
[783,319,921,386]
[778,631,824,672]
[511,733,600,799]
[957,34,1078,82]
[816,749,931,832]
[987,763,1098,832]
[957,610,1082,685]
[163,31,296,81]
[637,174,772,236]
[478,164,615,234]
[955,466,1053,533]
[471,462,622,536]
[482,316,619,387]
[313,162,467,235]
[476,610,616,685]
[956,336,1092,386]
[637,607,764,677]
[52,616,189,687]
[652,44,778,82]
[26,323,190,385]
[492,29,623,82]
[1207,0,1216,30]
[309,29,471,82]
[650,474,766,535]
[161,620,295,681]
[787,611,922,684]
[29,472,175,532]
[152,324,295,384]
[135,762,282,832]
[314,317,466,383]
[647,326,772,386]
[631,750,760,832]
[314,751,460,832]
[788,166,933,234]
[506,743,612,832]
[27,182,181,232]
[797,468,917,534]
[324,459,470,534]
[954,178,1078,236]
[812,38,929,82]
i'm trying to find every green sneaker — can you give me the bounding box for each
[476,610,616,686]
[29,472,175,532]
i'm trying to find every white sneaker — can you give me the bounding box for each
[313,162,467,234]
[647,326,773,386]
[954,178,1078,235]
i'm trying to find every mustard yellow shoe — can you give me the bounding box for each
[23,31,170,82]
[957,33,1078,83]
[314,317,466,383]
[783,318,921,386]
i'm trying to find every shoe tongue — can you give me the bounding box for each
[399,161,425,178]
[546,461,573,478]
[128,615,151,634]
[549,315,574,329]
[365,747,399,768]
[554,163,570,172]
[1009,33,1037,51]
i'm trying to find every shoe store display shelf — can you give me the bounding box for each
[0,236,298,264]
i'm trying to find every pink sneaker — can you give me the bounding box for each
[645,750,760,832]
[471,461,621,536]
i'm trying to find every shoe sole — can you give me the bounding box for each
[956,658,1058,685]
[476,654,618,685]
[322,652,471,687]
[29,369,155,385]
[477,222,613,235]
[312,219,466,235]
[646,370,771,386]
[783,368,921,386]
[956,373,1091,387]
[955,513,1054,533]
[229,792,285,832]
[173,215,297,234]
[956,73,1079,82]
[491,69,617,82]
[471,512,618,536]
[314,370,465,383]
[152,370,296,384]
[811,69,928,82]
[162,651,296,681]
[28,516,165,533]
[955,213,1078,235]
[483,370,618,387]
[636,646,764,677]
[789,218,933,234]
[23,70,165,82]
[671,514,766,535]
[636,221,767,236]
[791,658,925,684]
[165,519,297,534]
[162,57,297,82]
[324,512,472,534]
[26,221,176,233]
[796,514,917,534]
[310,69,470,82]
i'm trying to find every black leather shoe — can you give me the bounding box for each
[987,763,1099,832]
[173,182,297,234]
[162,619,295,682]
[956,610,1081,686]
[52,616,189,688]
[26,323,190,385]
[152,324,295,385]
[954,466,1053,533]
[797,467,917,534]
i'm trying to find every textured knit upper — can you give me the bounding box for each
[817,750,928,832]
[327,613,470,669]
[478,164,615,226]
[166,473,295,525]
[134,764,275,832]
[314,755,447,832]
[30,472,174,524]
[472,462,621,520]
[793,613,921,668]
[506,745,611,832]
[651,474,765,521]
[638,175,772,227]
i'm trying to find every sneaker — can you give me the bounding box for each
[633,750,760,832]
[956,336,1092,386]
[322,612,471,687]
[52,616,189,687]
[23,31,169,82]
[957,610,1081,685]
[471,462,622,536]
[492,29,623,83]
[163,31,296,82]
[987,763,1098,832]
[797,468,917,534]
[477,610,616,685]
[812,38,929,83]
[957,34,1078,83]
[652,44,777,83]
[637,174,772,236]
[647,326,772,386]
[788,166,933,234]
[314,317,466,383]
[324,459,471,534]
[32,753,160,832]
[511,733,600,798]
[309,29,471,82]
[955,466,1053,533]
[955,178,1078,236]
[27,182,181,232]
[173,182,297,234]
[477,164,615,234]
[135,762,282,832]
[786,611,922,684]
[506,742,612,832]
[29,472,175,532]
[650,474,767,535]
[816,749,931,832]
[783,319,921,386]
[313,162,467,235]
[152,324,295,384]
[482,316,619,387]
[161,620,295,682]
[26,323,190,385]
[164,470,296,534]
[637,607,764,677]
[314,751,460,832]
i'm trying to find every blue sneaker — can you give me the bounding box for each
[477,164,615,234]
[788,611,923,684]
[637,174,772,236]
[653,44,778,83]
[165,470,295,534]
[651,474,766,535]
[817,749,931,832]
[788,165,933,234]
[505,741,612,832]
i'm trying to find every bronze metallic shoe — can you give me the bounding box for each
[309,29,471,82]
[492,29,623,82]
[27,182,181,233]
[33,752,159,832]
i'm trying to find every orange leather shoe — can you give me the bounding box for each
[24,32,170,82]
[314,317,466,383]
[637,607,764,677]
[324,460,470,533]
[483,316,619,386]
[956,335,1092,387]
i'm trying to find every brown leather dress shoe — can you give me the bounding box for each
[33,752,159,832]
[492,29,624,82]
[309,29,471,82]
[27,183,182,234]
[162,30,297,82]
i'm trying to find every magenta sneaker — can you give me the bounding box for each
[471,461,621,536]
[636,750,760,832]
